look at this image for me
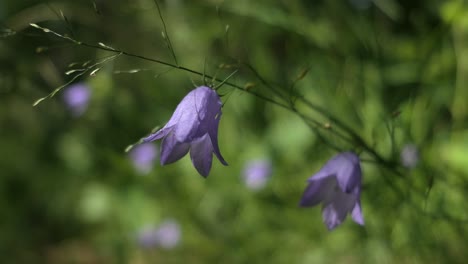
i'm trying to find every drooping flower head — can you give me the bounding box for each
[242,159,272,190]
[129,143,158,174]
[62,83,91,116]
[143,86,227,177]
[400,144,419,169]
[137,219,181,249]
[300,152,364,230]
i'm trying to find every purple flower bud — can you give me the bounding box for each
[136,219,181,249]
[300,152,364,230]
[129,143,158,174]
[243,159,272,190]
[400,144,419,169]
[62,83,91,116]
[143,86,227,177]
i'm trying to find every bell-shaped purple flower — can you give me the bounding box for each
[300,152,364,230]
[142,86,227,177]
[62,83,91,116]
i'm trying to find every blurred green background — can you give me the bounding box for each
[1,0,468,263]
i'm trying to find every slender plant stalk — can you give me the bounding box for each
[29,23,398,175]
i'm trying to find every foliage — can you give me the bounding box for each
[1,0,468,263]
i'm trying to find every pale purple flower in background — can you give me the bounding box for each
[243,159,272,190]
[300,152,364,230]
[62,83,91,116]
[137,219,181,249]
[400,144,419,169]
[129,143,158,174]
[142,86,227,177]
[153,219,181,249]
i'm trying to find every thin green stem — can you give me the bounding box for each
[30,23,396,173]
[153,0,178,66]
[29,24,290,110]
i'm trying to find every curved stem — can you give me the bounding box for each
[30,23,397,174]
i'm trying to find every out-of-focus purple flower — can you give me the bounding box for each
[142,86,227,177]
[153,219,181,249]
[137,219,181,249]
[243,159,272,190]
[129,143,158,174]
[400,144,419,169]
[300,152,364,230]
[62,83,91,116]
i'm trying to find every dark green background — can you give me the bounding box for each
[1,0,467,263]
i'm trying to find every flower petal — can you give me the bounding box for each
[351,200,365,225]
[306,164,335,182]
[162,88,207,142]
[321,186,357,230]
[172,106,201,142]
[208,124,227,165]
[143,127,172,142]
[160,133,190,165]
[189,134,213,177]
[322,204,344,230]
[299,176,335,207]
[333,152,361,193]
